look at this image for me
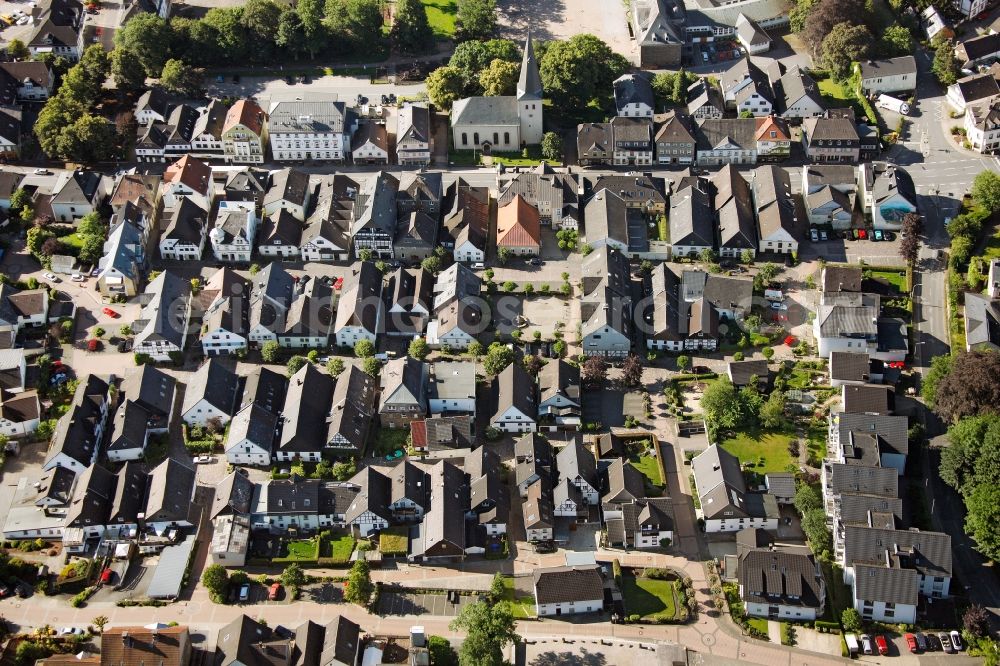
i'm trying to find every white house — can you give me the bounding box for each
[333,263,383,348]
[491,363,537,433]
[225,404,276,466]
[856,57,917,96]
[427,362,476,414]
[351,122,389,165]
[753,165,798,255]
[533,565,604,617]
[105,400,151,462]
[133,272,193,363]
[739,549,825,621]
[209,200,257,263]
[858,162,917,231]
[425,300,481,350]
[160,155,213,211]
[613,73,655,118]
[201,297,248,357]
[0,390,39,438]
[692,445,778,533]
[802,164,857,228]
[268,101,353,162]
[396,103,432,166]
[181,359,240,427]
[159,198,208,261]
[965,96,1000,153]
[344,467,392,537]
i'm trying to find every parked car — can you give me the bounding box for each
[102,307,119,318]
[904,633,919,653]
[268,583,282,600]
[950,631,963,651]
[194,455,214,464]
[239,584,250,602]
[858,229,867,239]
[60,627,85,636]
[819,230,828,241]
[939,632,954,653]
[860,634,874,655]
[70,273,84,282]
[925,633,941,651]
[42,272,59,283]
[32,168,50,175]
[873,230,883,241]
[884,231,896,241]
[875,635,889,656]
[914,632,927,652]
[810,228,819,242]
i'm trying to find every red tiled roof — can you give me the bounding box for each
[164,155,211,195]
[754,115,790,141]
[224,99,265,135]
[496,194,541,248]
[410,419,427,449]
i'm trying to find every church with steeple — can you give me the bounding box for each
[450,34,544,153]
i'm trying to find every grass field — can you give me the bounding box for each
[326,535,356,563]
[816,76,855,108]
[747,617,769,634]
[378,528,408,556]
[285,538,320,560]
[867,269,907,294]
[622,575,679,620]
[501,577,537,618]
[720,429,795,474]
[422,0,457,38]
[630,450,664,489]
[372,428,409,456]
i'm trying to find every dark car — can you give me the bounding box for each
[924,634,941,651]
[232,75,240,83]
[285,75,294,84]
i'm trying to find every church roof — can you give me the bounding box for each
[517,33,543,101]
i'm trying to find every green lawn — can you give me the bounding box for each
[500,577,536,618]
[285,539,320,560]
[378,528,408,556]
[326,535,356,563]
[622,575,679,620]
[867,269,907,294]
[60,233,84,250]
[720,429,796,474]
[630,452,664,489]
[748,617,769,635]
[421,0,457,38]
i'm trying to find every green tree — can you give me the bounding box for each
[456,0,496,40]
[699,247,717,265]
[483,341,515,375]
[261,340,280,362]
[801,509,832,555]
[880,23,913,57]
[9,188,31,216]
[760,390,786,429]
[201,563,229,602]
[497,246,512,264]
[541,131,562,162]
[61,114,115,162]
[821,22,871,80]
[966,482,1000,567]
[6,39,28,60]
[91,615,108,633]
[971,171,1000,213]
[326,357,346,376]
[110,48,147,92]
[344,559,374,606]
[159,59,202,96]
[280,563,306,590]
[361,356,381,376]
[240,0,283,48]
[676,354,690,371]
[408,337,430,360]
[700,378,741,432]
[392,0,434,53]
[449,601,520,666]
[932,39,958,86]
[332,458,357,480]
[489,572,505,602]
[326,0,384,47]
[740,249,754,264]
[420,255,442,274]
[467,340,484,357]
[426,636,458,666]
[354,339,375,357]
[296,0,327,57]
[539,34,630,110]
[478,58,519,96]
[841,608,862,633]
[425,66,466,110]
[449,38,519,89]
[793,484,823,515]
[287,355,308,376]
[114,14,173,76]
[275,10,306,59]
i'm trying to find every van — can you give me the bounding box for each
[472,262,485,270]
[764,289,783,302]
[844,633,859,657]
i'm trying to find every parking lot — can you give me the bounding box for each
[0,0,36,48]
[377,589,478,617]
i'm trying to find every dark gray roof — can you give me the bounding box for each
[556,438,596,488]
[391,459,429,508]
[451,96,519,126]
[739,549,823,608]
[953,73,1000,104]
[533,565,604,604]
[64,463,114,528]
[736,527,774,556]
[858,56,917,80]
[494,362,535,421]
[122,365,176,418]
[842,384,894,415]
[965,293,1000,348]
[144,457,196,523]
[464,445,501,482]
[416,460,468,557]
[838,492,903,526]
[844,525,952,578]
[764,472,795,498]
[268,101,348,134]
[517,34,543,100]
[211,471,255,519]
[52,170,102,205]
[826,462,898,497]
[352,171,399,236]
[345,466,392,524]
[837,412,909,456]
[538,359,580,406]
[822,266,863,293]
[803,116,859,142]
[753,165,797,241]
[612,116,653,144]
[259,209,303,248]
[279,363,334,453]
[865,162,916,208]
[877,317,908,354]
[771,66,823,114]
[602,457,645,505]
[515,432,553,465]
[107,400,150,453]
[614,73,655,113]
[327,365,377,451]
[669,183,713,247]
[317,616,361,666]
[265,168,311,208]
[687,79,725,116]
[161,197,208,245]
[183,359,239,418]
[215,615,288,666]
[227,404,277,454]
[696,117,758,151]
[264,477,321,515]
[692,444,748,519]
[39,465,76,505]
[333,262,383,336]
[681,270,753,312]
[852,564,919,606]
[109,461,148,526]
[522,478,553,530]
[577,122,612,157]
[830,351,871,382]
[46,374,110,468]
[728,359,769,387]
[712,165,756,251]
[240,367,288,415]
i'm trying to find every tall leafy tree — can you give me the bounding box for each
[202,8,250,62]
[478,58,519,96]
[7,39,28,60]
[880,24,913,57]
[344,559,374,606]
[539,34,630,110]
[801,0,865,58]
[449,601,520,666]
[114,14,173,76]
[241,0,283,46]
[425,66,466,109]
[159,59,202,96]
[932,351,1000,423]
[932,39,958,86]
[971,170,1000,212]
[111,48,147,92]
[276,10,306,60]
[821,22,871,80]
[297,0,328,56]
[326,0,384,47]
[965,483,1000,562]
[392,0,434,54]
[450,38,520,75]
[456,0,496,41]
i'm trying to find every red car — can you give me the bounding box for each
[875,635,889,656]
[858,229,868,239]
[102,307,119,318]
[905,633,918,653]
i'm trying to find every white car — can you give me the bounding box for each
[950,631,963,651]
[810,228,819,242]
[32,168,50,175]
[60,627,84,636]
[194,455,214,464]
[70,273,84,282]
[769,301,787,310]
[42,272,59,283]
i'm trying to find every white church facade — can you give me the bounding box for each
[450,35,544,152]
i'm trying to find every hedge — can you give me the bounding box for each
[814,620,840,632]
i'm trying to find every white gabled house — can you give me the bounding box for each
[209,200,257,263]
[180,359,240,427]
[491,363,537,433]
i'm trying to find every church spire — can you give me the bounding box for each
[516,32,543,101]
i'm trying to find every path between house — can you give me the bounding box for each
[767,620,782,645]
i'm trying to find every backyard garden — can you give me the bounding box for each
[620,568,693,624]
